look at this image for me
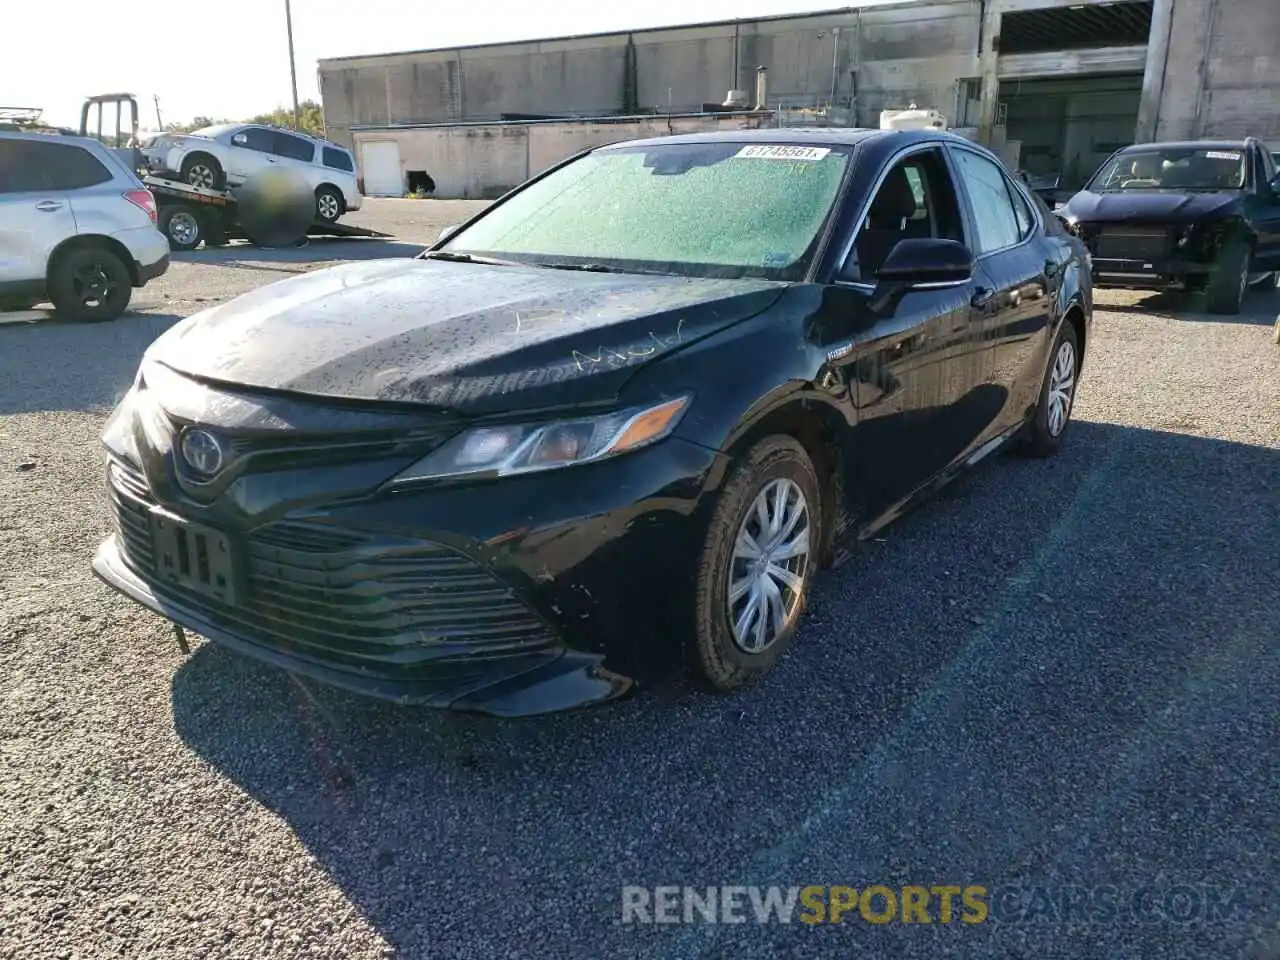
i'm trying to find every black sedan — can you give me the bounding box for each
[1059,137,1280,313]
[93,129,1092,716]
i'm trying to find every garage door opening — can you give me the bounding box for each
[999,73,1145,195]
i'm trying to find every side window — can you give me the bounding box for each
[848,148,965,281]
[1007,177,1035,239]
[41,142,113,190]
[322,146,354,172]
[273,132,315,162]
[0,141,48,192]
[952,149,1022,254]
[237,128,275,153]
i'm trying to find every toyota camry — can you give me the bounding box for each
[93,129,1092,716]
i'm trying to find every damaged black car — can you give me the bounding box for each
[93,129,1092,716]
[1058,137,1280,313]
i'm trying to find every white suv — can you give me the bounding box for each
[0,132,169,322]
[142,124,363,223]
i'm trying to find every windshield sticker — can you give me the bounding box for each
[735,145,832,162]
[762,252,792,267]
[1205,151,1241,160]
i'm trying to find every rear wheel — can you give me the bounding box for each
[691,436,822,690]
[48,246,131,322]
[1205,240,1250,315]
[180,153,224,191]
[315,185,344,223]
[159,206,203,251]
[1020,321,1080,458]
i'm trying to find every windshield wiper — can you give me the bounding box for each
[539,262,621,273]
[421,250,524,267]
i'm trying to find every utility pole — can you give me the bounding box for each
[285,0,301,130]
[153,95,163,130]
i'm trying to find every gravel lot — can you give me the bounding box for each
[1,198,1277,959]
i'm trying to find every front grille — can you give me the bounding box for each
[1092,225,1172,261]
[107,460,555,679]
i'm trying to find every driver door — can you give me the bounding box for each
[1248,145,1280,271]
[823,146,990,520]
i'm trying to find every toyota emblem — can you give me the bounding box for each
[180,428,225,476]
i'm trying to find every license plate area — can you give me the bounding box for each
[150,509,238,605]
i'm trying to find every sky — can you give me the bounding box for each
[2,0,893,131]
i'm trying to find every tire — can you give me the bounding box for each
[1249,270,1278,292]
[1205,240,1250,315]
[159,206,203,251]
[1020,321,1080,458]
[691,436,823,691]
[180,153,224,191]
[315,185,344,223]
[48,246,132,322]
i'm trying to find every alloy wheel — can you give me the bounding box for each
[1047,339,1076,437]
[188,164,215,189]
[72,261,118,309]
[727,478,811,654]
[318,193,340,221]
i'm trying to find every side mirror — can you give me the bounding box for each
[232,133,248,145]
[868,239,974,316]
[437,223,462,243]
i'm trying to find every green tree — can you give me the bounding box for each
[163,101,325,137]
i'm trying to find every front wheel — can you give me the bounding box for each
[48,246,132,322]
[180,153,224,191]
[1205,240,1250,315]
[1020,321,1080,458]
[691,436,822,691]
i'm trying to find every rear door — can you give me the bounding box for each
[949,145,1054,438]
[0,138,76,285]
[272,131,319,186]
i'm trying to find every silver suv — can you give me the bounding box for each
[0,132,170,321]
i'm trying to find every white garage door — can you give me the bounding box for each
[360,140,403,196]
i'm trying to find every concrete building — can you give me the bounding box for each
[318,0,1280,199]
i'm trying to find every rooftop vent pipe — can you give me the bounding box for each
[755,66,769,110]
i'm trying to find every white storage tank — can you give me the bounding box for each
[879,107,947,132]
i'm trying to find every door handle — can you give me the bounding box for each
[35,200,63,212]
[971,286,994,309]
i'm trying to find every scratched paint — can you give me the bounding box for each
[147,258,787,416]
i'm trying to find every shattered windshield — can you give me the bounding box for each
[441,141,852,280]
[1088,147,1248,192]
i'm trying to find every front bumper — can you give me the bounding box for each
[92,435,726,714]
[1090,257,1213,289]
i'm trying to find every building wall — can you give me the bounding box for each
[320,1,983,148]
[1148,0,1280,140]
[352,113,775,199]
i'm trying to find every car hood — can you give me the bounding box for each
[1064,189,1243,224]
[145,258,788,415]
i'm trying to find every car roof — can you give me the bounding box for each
[598,127,960,151]
[1121,140,1249,152]
[0,130,107,151]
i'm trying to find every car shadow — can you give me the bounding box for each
[177,238,425,269]
[0,310,181,415]
[169,421,1280,957]
[1109,285,1280,326]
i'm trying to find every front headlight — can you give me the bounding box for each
[388,395,691,485]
